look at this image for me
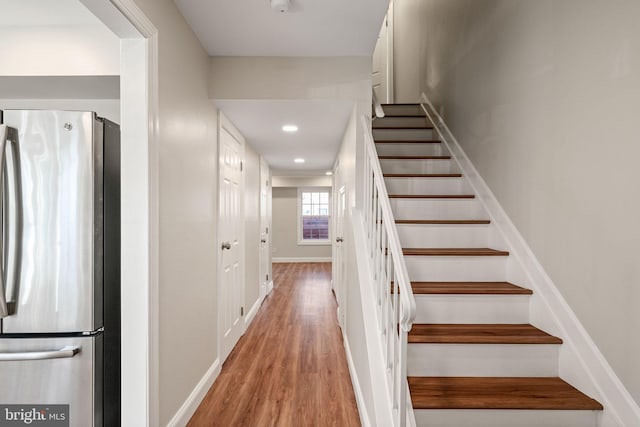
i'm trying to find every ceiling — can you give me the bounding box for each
[215,100,353,173]
[174,0,389,56]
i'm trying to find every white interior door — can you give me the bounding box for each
[334,186,347,328]
[218,114,244,363]
[259,157,272,298]
[372,3,394,103]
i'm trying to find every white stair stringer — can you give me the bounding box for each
[407,343,559,377]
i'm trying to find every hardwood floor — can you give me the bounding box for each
[187,262,360,427]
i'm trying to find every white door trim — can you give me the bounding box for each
[79,1,159,425]
[387,0,395,103]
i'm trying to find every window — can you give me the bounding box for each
[298,188,331,244]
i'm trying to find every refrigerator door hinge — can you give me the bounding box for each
[241,306,244,316]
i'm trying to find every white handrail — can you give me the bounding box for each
[361,115,416,426]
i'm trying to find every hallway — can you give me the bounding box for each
[187,263,360,426]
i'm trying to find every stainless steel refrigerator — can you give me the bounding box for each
[0,110,121,427]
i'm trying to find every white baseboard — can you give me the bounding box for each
[272,257,332,263]
[166,358,221,427]
[244,295,263,327]
[420,92,640,427]
[343,334,372,427]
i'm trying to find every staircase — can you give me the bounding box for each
[372,104,603,427]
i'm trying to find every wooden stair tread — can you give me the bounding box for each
[373,125,434,129]
[384,173,462,178]
[381,103,421,106]
[396,219,490,225]
[375,140,441,144]
[379,155,451,160]
[403,248,509,256]
[408,377,603,410]
[374,114,426,118]
[409,324,562,344]
[411,281,532,295]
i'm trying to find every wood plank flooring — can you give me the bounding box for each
[187,262,360,427]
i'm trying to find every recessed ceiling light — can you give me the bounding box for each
[325,171,333,176]
[294,158,305,163]
[282,125,298,133]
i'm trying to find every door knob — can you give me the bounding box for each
[221,242,231,250]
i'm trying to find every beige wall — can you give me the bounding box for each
[272,187,332,260]
[209,56,372,102]
[394,0,640,403]
[129,0,219,424]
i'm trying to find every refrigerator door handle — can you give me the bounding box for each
[0,345,80,362]
[0,125,8,319]
[3,126,22,317]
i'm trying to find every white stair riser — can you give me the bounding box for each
[381,105,423,115]
[384,177,468,194]
[407,344,559,377]
[413,295,530,324]
[373,128,435,141]
[390,199,485,220]
[376,143,445,156]
[397,224,489,247]
[373,117,430,127]
[405,256,507,282]
[381,159,457,174]
[414,409,597,427]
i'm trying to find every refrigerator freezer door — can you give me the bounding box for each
[0,335,102,427]
[1,110,103,334]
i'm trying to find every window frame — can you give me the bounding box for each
[297,187,332,246]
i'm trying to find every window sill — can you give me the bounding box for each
[298,240,331,246]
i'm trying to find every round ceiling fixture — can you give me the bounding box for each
[294,158,305,163]
[282,124,298,133]
[271,0,291,13]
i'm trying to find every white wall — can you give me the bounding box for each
[394,0,640,405]
[333,109,379,425]
[272,187,332,260]
[127,0,220,424]
[0,26,119,76]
